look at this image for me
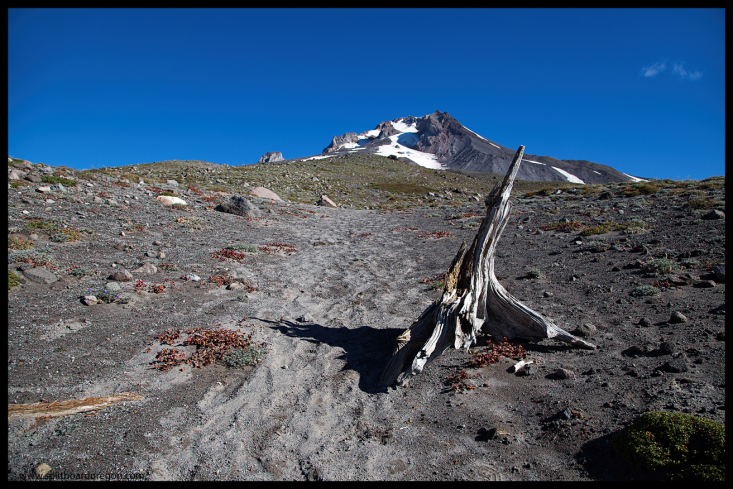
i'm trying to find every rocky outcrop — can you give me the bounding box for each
[258,152,285,164]
[214,195,262,218]
[248,186,282,201]
[316,194,338,207]
[323,133,359,154]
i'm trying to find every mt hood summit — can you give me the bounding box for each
[317,110,643,184]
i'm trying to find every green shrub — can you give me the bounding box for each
[224,346,268,368]
[41,175,76,186]
[611,411,725,481]
[49,228,82,243]
[526,267,543,279]
[623,220,649,234]
[226,242,259,253]
[26,219,59,232]
[642,259,679,275]
[8,270,21,290]
[631,285,661,297]
[8,235,33,250]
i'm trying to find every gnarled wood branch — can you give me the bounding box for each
[380,145,595,387]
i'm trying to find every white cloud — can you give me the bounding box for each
[642,58,702,80]
[642,60,667,77]
[672,61,703,80]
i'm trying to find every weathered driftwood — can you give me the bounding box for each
[8,392,144,421]
[380,145,595,387]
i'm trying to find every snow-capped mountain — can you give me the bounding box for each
[314,110,644,184]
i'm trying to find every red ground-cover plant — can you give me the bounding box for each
[417,230,455,239]
[213,248,248,263]
[466,337,526,368]
[258,242,297,255]
[152,326,263,370]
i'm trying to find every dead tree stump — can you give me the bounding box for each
[380,145,595,387]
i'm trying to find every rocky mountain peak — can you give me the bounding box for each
[258,151,285,164]
[314,110,643,184]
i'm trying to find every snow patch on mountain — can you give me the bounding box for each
[622,173,648,183]
[374,134,444,169]
[552,166,585,184]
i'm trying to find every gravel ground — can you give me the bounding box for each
[7,171,725,480]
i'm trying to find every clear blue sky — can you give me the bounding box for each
[8,8,725,180]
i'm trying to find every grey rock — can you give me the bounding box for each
[316,194,338,207]
[664,357,689,373]
[214,195,262,218]
[25,174,42,183]
[693,279,716,288]
[22,267,58,284]
[639,317,652,328]
[701,209,725,220]
[49,183,66,192]
[713,263,725,283]
[165,179,179,187]
[109,270,133,282]
[297,313,314,323]
[8,168,25,180]
[658,341,675,355]
[81,295,98,305]
[555,368,574,379]
[669,311,688,323]
[105,282,122,292]
[575,323,597,337]
[258,151,284,164]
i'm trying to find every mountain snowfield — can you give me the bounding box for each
[302,112,646,184]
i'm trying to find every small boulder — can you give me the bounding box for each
[166,179,179,187]
[7,168,25,180]
[214,195,261,218]
[713,263,725,283]
[109,269,133,282]
[701,209,725,220]
[249,186,282,201]
[81,295,98,305]
[22,267,57,284]
[156,195,187,206]
[36,186,52,193]
[669,311,688,324]
[316,194,338,207]
[133,263,157,274]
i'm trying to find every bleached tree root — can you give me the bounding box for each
[8,392,144,421]
[380,145,595,387]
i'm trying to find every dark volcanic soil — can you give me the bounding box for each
[7,172,726,480]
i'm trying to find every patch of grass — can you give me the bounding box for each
[642,259,679,275]
[631,285,661,297]
[26,218,60,232]
[684,198,723,211]
[541,220,584,233]
[581,239,611,252]
[8,270,21,290]
[176,216,204,229]
[621,183,660,197]
[41,175,76,186]
[8,235,33,250]
[611,411,725,481]
[66,265,95,277]
[526,267,544,279]
[226,242,259,253]
[367,182,434,194]
[223,345,269,368]
[580,222,621,236]
[622,220,650,234]
[49,228,82,243]
[9,180,30,188]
